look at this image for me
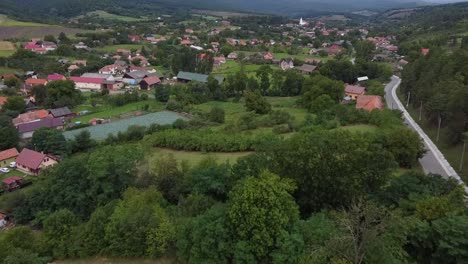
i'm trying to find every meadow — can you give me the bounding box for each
[96,44,147,52]
[0,41,15,57]
[81,10,147,22]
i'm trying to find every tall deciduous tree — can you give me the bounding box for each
[32,127,68,156]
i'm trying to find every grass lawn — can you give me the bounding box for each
[338,124,379,133]
[85,10,146,22]
[72,100,165,124]
[57,257,176,264]
[0,41,15,57]
[97,44,146,53]
[0,50,15,57]
[152,148,252,165]
[212,61,271,76]
[0,67,21,75]
[0,15,53,27]
[0,168,28,182]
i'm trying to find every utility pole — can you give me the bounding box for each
[436,114,442,142]
[419,101,423,121]
[406,91,411,108]
[460,133,468,172]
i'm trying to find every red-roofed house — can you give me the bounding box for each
[0,96,7,108]
[0,148,19,167]
[213,56,226,66]
[128,35,141,42]
[263,52,274,60]
[327,45,343,56]
[181,39,192,46]
[2,176,23,191]
[12,110,50,126]
[421,48,430,56]
[25,78,48,87]
[47,73,66,81]
[70,77,105,91]
[356,95,384,111]
[139,76,161,89]
[16,148,58,175]
[345,84,366,100]
[99,64,125,75]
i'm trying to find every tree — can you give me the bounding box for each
[2,96,26,113]
[4,77,19,88]
[45,80,83,108]
[31,85,47,106]
[355,40,375,61]
[208,106,225,123]
[188,157,232,201]
[105,188,174,257]
[378,127,425,168]
[0,226,49,263]
[228,171,300,262]
[32,127,68,156]
[43,209,80,258]
[177,204,232,263]
[245,90,271,114]
[43,35,56,43]
[58,32,70,44]
[69,130,96,153]
[256,65,272,95]
[0,114,19,150]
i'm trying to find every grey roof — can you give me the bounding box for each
[177,71,224,84]
[115,60,128,67]
[298,64,317,73]
[82,73,112,79]
[49,107,72,117]
[124,70,149,80]
[17,117,63,133]
[280,58,294,63]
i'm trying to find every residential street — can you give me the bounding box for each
[384,76,463,182]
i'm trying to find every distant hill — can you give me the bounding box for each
[0,0,463,22]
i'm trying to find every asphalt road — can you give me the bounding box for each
[384,76,450,177]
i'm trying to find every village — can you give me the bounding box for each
[0,12,427,230]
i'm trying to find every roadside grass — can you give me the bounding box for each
[96,44,146,52]
[57,257,177,264]
[85,10,146,22]
[151,148,252,165]
[0,15,52,27]
[71,100,165,123]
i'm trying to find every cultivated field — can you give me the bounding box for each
[77,10,147,22]
[0,41,15,57]
[0,15,86,40]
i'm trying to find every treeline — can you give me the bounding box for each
[401,48,468,144]
[0,128,465,263]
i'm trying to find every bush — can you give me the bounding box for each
[272,124,292,134]
[208,106,225,123]
[267,110,294,125]
[236,112,258,131]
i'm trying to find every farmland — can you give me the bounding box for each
[77,10,147,22]
[96,44,147,52]
[0,41,15,57]
[0,14,86,40]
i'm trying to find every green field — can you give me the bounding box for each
[85,10,146,22]
[97,44,146,52]
[338,124,379,133]
[72,100,165,124]
[152,148,252,165]
[212,61,271,76]
[0,67,21,75]
[0,15,52,27]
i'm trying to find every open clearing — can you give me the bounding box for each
[77,10,146,22]
[97,44,146,52]
[191,9,256,18]
[152,148,252,165]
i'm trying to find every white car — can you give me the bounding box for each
[0,168,10,173]
[9,162,16,168]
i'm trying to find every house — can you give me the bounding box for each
[421,48,430,56]
[42,41,57,51]
[356,95,384,111]
[1,74,17,80]
[327,44,343,55]
[25,78,48,87]
[70,77,105,91]
[16,148,58,175]
[74,60,87,66]
[128,35,141,42]
[12,109,50,126]
[0,96,7,108]
[49,107,74,120]
[123,71,150,85]
[0,213,9,228]
[0,148,19,167]
[47,73,66,81]
[345,84,366,100]
[2,176,23,191]
[263,52,274,60]
[213,56,226,66]
[99,64,125,75]
[140,76,161,89]
[280,58,294,70]
[298,64,317,74]
[17,117,64,139]
[181,39,192,46]
[227,52,238,59]
[74,42,88,49]
[68,65,80,72]
[177,71,224,84]
[81,73,123,90]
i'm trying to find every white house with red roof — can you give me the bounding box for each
[16,148,58,175]
[70,76,105,91]
[345,84,366,100]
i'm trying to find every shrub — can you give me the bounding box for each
[208,106,225,124]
